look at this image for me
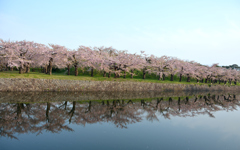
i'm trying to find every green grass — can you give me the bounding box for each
[0,70,238,86]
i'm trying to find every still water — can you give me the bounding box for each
[1,91,240,150]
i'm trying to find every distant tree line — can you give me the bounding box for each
[222,64,240,70]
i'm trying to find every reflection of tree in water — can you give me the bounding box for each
[1,94,240,140]
[68,100,142,128]
[0,102,73,140]
[155,94,240,119]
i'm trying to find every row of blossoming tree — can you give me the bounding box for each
[0,39,239,84]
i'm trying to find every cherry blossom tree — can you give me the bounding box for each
[47,44,69,75]
[147,55,169,80]
[165,57,180,81]
[1,38,239,84]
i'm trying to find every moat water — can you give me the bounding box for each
[1,91,240,150]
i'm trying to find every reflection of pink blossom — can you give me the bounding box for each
[1,94,239,140]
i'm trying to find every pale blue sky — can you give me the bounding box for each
[0,0,239,66]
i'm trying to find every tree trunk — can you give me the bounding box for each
[45,65,48,74]
[158,73,161,80]
[25,63,30,73]
[229,79,232,85]
[91,67,93,77]
[187,77,190,82]
[123,71,126,79]
[16,103,23,119]
[234,79,237,85]
[47,66,49,74]
[143,68,146,79]
[5,64,8,71]
[131,69,133,79]
[108,72,111,78]
[114,67,117,78]
[224,81,227,84]
[179,74,182,82]
[10,67,13,71]
[88,101,92,111]
[187,75,190,82]
[170,74,173,81]
[67,64,70,75]
[205,78,208,83]
[74,64,78,76]
[163,73,165,80]
[27,66,30,73]
[103,71,106,77]
[197,79,199,83]
[23,65,26,73]
[64,101,67,110]
[46,102,50,122]
[25,63,28,73]
[69,101,76,123]
[219,79,221,84]
[186,97,189,103]
[48,58,53,75]
[19,67,23,74]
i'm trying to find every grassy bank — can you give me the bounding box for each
[0,71,238,86]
